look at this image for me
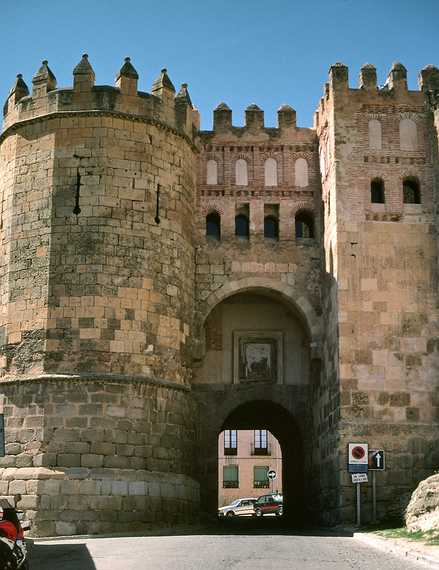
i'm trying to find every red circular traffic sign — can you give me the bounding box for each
[352,446,365,460]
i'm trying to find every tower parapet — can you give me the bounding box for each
[2,55,199,140]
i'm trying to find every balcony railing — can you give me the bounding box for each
[253,480,270,489]
[223,480,239,488]
[224,447,237,456]
[251,445,271,456]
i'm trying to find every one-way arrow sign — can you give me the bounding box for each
[368,449,385,471]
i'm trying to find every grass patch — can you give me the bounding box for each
[374,527,439,546]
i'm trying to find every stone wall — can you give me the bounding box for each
[1,56,439,532]
[0,378,198,536]
[0,57,201,535]
[316,63,439,524]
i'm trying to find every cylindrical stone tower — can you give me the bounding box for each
[0,56,200,536]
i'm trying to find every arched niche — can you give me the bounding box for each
[368,119,382,150]
[235,159,248,186]
[264,158,278,187]
[195,290,311,386]
[295,158,309,188]
[206,159,218,185]
[400,118,417,151]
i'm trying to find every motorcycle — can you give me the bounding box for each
[0,498,30,570]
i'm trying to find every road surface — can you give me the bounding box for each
[30,528,431,569]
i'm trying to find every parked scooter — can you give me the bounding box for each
[0,498,29,570]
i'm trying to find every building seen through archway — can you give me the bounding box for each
[218,429,283,513]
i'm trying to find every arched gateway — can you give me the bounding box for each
[192,286,321,523]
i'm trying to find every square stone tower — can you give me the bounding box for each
[315,62,439,523]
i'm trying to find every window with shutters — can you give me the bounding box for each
[223,465,239,488]
[253,466,269,489]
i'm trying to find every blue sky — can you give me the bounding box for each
[1,0,438,129]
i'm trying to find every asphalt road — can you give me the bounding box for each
[30,528,431,570]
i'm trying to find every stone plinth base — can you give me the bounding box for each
[0,467,200,537]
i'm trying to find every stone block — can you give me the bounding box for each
[111,481,128,496]
[90,442,115,455]
[17,495,39,509]
[57,454,81,467]
[55,521,77,536]
[39,479,61,495]
[81,454,104,468]
[79,480,97,495]
[129,481,146,495]
[9,480,26,494]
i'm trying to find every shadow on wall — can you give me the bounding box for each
[30,542,96,570]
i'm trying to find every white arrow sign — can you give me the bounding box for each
[368,449,385,471]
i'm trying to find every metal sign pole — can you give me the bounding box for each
[0,414,5,457]
[372,471,377,522]
[356,483,361,527]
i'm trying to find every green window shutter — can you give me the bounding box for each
[254,466,269,488]
[223,465,239,488]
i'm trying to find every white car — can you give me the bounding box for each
[218,498,257,517]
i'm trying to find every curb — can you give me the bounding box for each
[354,531,439,568]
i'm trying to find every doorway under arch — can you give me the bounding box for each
[220,400,305,525]
[192,286,319,527]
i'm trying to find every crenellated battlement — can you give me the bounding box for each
[314,62,439,129]
[201,101,313,144]
[2,55,200,141]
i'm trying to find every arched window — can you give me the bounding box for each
[371,178,385,203]
[403,178,421,204]
[264,158,277,187]
[235,159,248,186]
[235,214,249,239]
[400,118,417,151]
[368,119,382,150]
[206,211,221,240]
[295,211,314,239]
[295,158,309,187]
[206,160,218,185]
[264,216,279,240]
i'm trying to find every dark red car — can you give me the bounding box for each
[253,493,283,517]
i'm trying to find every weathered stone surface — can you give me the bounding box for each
[406,474,439,532]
